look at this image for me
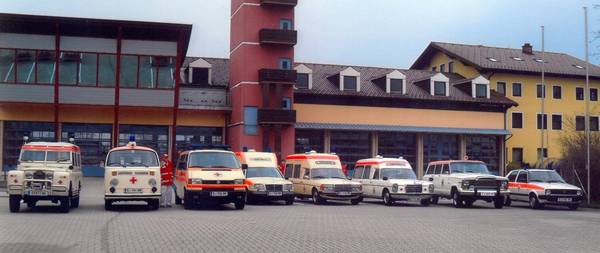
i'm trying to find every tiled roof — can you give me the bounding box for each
[411,42,600,78]
[296,122,511,135]
[295,62,517,106]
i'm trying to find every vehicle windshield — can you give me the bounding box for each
[529,171,566,183]
[188,152,240,169]
[20,150,71,163]
[246,167,282,178]
[380,168,417,179]
[450,162,490,174]
[311,168,346,179]
[107,150,159,167]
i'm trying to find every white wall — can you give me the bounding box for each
[60,36,116,53]
[121,40,177,56]
[0,33,54,50]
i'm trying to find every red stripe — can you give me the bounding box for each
[286,155,339,160]
[187,184,246,189]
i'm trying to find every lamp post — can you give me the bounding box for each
[584,6,591,206]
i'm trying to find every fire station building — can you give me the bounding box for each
[1,0,521,177]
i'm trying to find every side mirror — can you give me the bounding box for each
[428,177,434,181]
[347,177,352,180]
[241,164,248,171]
[68,165,74,170]
[383,176,389,181]
[303,175,309,180]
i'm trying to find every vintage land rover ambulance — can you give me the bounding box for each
[7,142,83,213]
[506,169,583,210]
[237,151,294,205]
[285,151,362,205]
[353,156,434,206]
[103,140,161,210]
[424,159,509,208]
[174,146,247,210]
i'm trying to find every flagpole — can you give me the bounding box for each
[540,26,545,165]
[584,6,591,206]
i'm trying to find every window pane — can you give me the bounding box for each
[475,84,487,98]
[576,87,584,100]
[466,135,499,175]
[536,84,545,98]
[0,49,15,83]
[244,107,258,135]
[537,114,547,129]
[553,86,562,99]
[16,50,35,83]
[157,57,174,88]
[98,54,116,87]
[192,68,209,85]
[79,53,97,86]
[591,88,598,101]
[295,130,323,153]
[434,81,446,96]
[330,131,369,169]
[59,52,78,85]
[512,83,522,96]
[448,62,454,73]
[390,79,403,93]
[378,132,416,169]
[296,73,309,89]
[512,113,523,129]
[344,76,357,91]
[512,148,523,163]
[279,58,291,70]
[423,134,458,172]
[576,116,585,131]
[592,117,599,131]
[139,56,156,88]
[496,82,505,95]
[36,51,55,84]
[552,115,562,130]
[120,55,138,88]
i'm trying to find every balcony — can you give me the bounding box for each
[259,29,297,46]
[257,109,296,125]
[259,69,297,85]
[260,0,297,7]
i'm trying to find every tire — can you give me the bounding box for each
[350,198,360,205]
[285,197,294,205]
[71,196,80,208]
[494,196,504,209]
[148,199,159,210]
[463,200,474,208]
[234,197,246,210]
[505,196,512,207]
[383,190,394,206]
[430,196,439,205]
[529,194,541,209]
[26,200,37,209]
[420,199,430,207]
[183,190,193,210]
[59,197,71,213]
[175,192,182,205]
[568,204,579,210]
[104,200,112,211]
[9,195,21,213]
[452,191,463,208]
[312,189,325,205]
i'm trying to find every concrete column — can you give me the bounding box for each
[459,134,467,159]
[499,136,506,176]
[324,130,331,153]
[167,125,174,159]
[0,120,4,175]
[371,132,378,157]
[416,133,424,178]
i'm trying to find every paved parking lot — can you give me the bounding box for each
[0,177,599,253]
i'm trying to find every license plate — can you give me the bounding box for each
[338,192,351,196]
[210,191,228,197]
[267,191,283,196]
[26,189,48,196]
[479,191,496,197]
[558,197,572,202]
[408,197,421,201]
[124,188,143,194]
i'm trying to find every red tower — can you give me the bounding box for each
[229,0,298,158]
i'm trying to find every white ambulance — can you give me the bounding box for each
[237,151,294,205]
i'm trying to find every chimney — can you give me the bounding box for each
[522,43,533,55]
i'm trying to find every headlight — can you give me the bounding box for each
[320,184,334,192]
[545,189,551,195]
[249,184,266,191]
[189,178,203,185]
[461,180,472,190]
[392,184,399,193]
[428,184,434,192]
[110,178,119,186]
[351,184,362,192]
[500,181,508,190]
[46,172,54,180]
[25,171,33,179]
[234,179,244,185]
[284,184,293,191]
[148,178,157,187]
[577,190,583,196]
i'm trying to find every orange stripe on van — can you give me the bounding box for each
[509,182,544,191]
[187,184,246,189]
[286,155,339,160]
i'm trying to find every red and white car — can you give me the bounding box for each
[505,169,583,210]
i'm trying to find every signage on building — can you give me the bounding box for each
[179,88,230,109]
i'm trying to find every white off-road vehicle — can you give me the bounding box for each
[423,160,509,209]
[7,142,83,213]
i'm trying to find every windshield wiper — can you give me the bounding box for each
[209,166,229,168]
[56,159,70,163]
[127,162,149,168]
[106,162,125,167]
[547,180,563,183]
[312,176,326,179]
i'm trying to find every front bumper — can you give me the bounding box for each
[105,194,161,201]
[248,191,295,200]
[539,195,584,205]
[320,192,362,201]
[8,181,69,197]
[390,193,433,201]
[459,189,509,199]
[186,189,246,204]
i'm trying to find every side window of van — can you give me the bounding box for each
[441,164,450,174]
[284,164,294,178]
[353,166,364,179]
[372,169,380,180]
[434,164,442,175]
[362,166,371,179]
[516,172,528,183]
[303,168,310,179]
[507,171,518,182]
[425,165,431,175]
[293,164,301,178]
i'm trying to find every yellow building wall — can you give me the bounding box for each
[426,51,480,78]
[295,104,505,130]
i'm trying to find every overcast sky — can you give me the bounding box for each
[2,0,599,68]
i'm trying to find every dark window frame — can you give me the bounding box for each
[552,85,562,99]
[512,112,523,129]
[512,83,522,97]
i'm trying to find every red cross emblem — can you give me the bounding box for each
[214,172,222,177]
[129,176,138,184]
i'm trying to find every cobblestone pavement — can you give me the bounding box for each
[0,177,599,253]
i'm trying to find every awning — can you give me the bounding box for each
[295,122,511,135]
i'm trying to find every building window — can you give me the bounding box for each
[280,19,293,30]
[2,121,55,171]
[0,49,16,83]
[156,57,175,88]
[475,84,487,98]
[439,64,445,73]
[576,87,584,100]
[536,114,548,130]
[591,88,598,101]
[431,66,436,72]
[120,55,138,88]
[537,148,548,159]
[553,85,562,99]
[423,134,459,172]
[63,123,112,168]
[343,76,357,91]
[16,50,36,83]
[279,58,292,70]
[512,83,522,97]
[512,112,523,129]
[119,125,169,155]
[296,73,309,89]
[576,116,585,131]
[36,51,56,84]
[496,82,506,96]
[536,84,546,98]
[592,116,600,131]
[390,78,404,93]
[448,62,454,73]
[244,107,258,135]
[512,148,523,163]
[378,132,417,169]
[433,81,446,96]
[191,68,209,85]
[79,53,97,86]
[175,127,223,152]
[466,135,499,175]
[59,52,79,85]
[282,97,291,110]
[552,114,562,130]
[295,130,324,153]
[98,54,116,87]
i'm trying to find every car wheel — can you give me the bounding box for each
[505,196,512,207]
[59,197,71,213]
[148,199,159,210]
[26,200,37,209]
[175,191,182,205]
[568,204,579,210]
[383,190,394,206]
[350,198,360,205]
[493,196,504,209]
[312,189,325,205]
[452,191,463,208]
[104,200,112,211]
[420,199,430,207]
[71,195,80,208]
[183,189,193,210]
[430,196,439,205]
[529,194,541,209]
[234,198,246,210]
[285,197,294,205]
[9,195,21,213]
[463,200,474,208]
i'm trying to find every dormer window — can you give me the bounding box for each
[188,58,212,85]
[294,64,313,90]
[339,67,361,92]
[430,73,449,96]
[573,64,584,69]
[433,81,447,96]
[467,75,490,99]
[475,84,487,98]
[192,68,209,84]
[385,70,406,94]
[390,79,404,93]
[512,57,523,61]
